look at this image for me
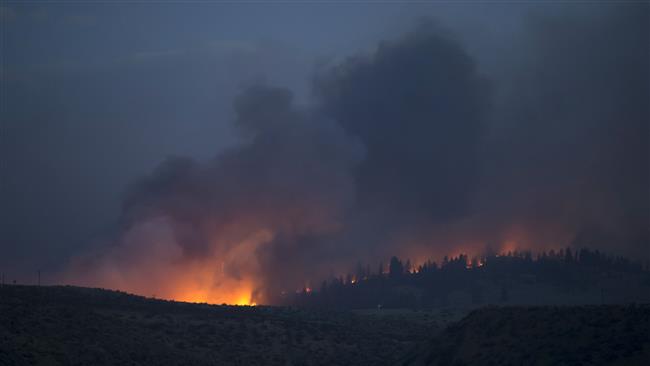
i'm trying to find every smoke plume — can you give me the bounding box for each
[65,5,649,304]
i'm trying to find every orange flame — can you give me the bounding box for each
[64,218,272,306]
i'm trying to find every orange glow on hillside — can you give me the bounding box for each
[65,210,582,306]
[64,219,273,306]
[170,280,257,306]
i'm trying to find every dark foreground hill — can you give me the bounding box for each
[1,285,649,365]
[0,285,449,366]
[406,305,650,366]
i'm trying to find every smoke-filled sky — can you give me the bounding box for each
[1,2,648,303]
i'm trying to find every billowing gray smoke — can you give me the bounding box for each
[475,5,649,255]
[66,5,648,304]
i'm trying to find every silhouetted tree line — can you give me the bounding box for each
[285,248,649,309]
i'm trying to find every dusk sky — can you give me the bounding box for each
[1,2,647,303]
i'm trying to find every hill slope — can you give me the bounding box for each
[407,305,650,366]
[0,285,442,366]
[2,285,649,365]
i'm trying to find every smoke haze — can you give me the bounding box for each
[3,3,646,303]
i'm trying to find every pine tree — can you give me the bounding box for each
[389,256,403,278]
[565,247,574,263]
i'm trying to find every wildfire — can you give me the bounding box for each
[157,252,262,306]
[67,207,573,307]
[297,286,312,294]
[63,219,274,306]
[172,285,256,306]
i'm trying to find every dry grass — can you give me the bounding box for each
[0,285,443,366]
[408,305,650,366]
[3,285,647,365]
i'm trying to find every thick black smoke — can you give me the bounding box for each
[66,85,363,303]
[315,22,490,222]
[67,5,649,303]
[474,5,649,257]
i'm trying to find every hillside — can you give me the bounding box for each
[2,285,649,365]
[292,250,650,309]
[406,305,650,366]
[0,285,446,366]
